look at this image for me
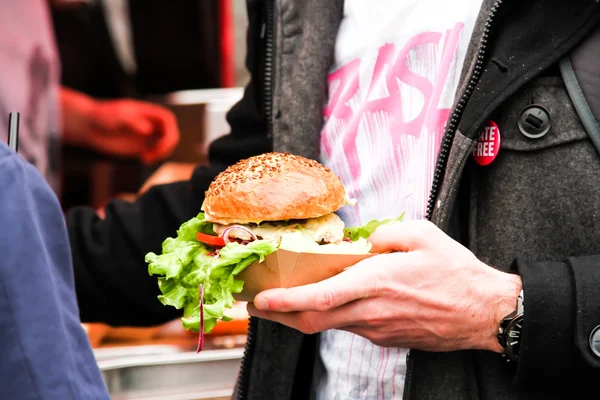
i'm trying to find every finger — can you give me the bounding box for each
[143,131,179,162]
[85,134,148,157]
[252,257,390,312]
[135,102,176,119]
[140,112,180,164]
[247,300,367,334]
[137,103,178,136]
[141,133,178,164]
[122,117,154,136]
[368,219,437,253]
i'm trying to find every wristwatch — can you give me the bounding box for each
[497,289,524,362]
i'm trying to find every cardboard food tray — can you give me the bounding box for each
[234,249,376,302]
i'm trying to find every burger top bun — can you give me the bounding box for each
[201,152,348,225]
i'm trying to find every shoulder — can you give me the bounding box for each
[0,142,31,173]
[0,142,15,163]
[0,143,28,189]
[0,142,61,212]
[0,141,48,181]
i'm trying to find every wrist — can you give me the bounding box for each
[484,271,522,353]
[60,87,99,146]
[497,289,524,362]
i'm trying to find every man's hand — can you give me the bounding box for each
[61,87,179,164]
[247,220,522,353]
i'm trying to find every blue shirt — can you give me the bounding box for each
[0,143,109,399]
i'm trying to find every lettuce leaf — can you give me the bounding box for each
[343,212,405,242]
[145,213,278,334]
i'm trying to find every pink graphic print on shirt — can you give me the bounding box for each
[321,23,465,226]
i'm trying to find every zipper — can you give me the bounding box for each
[409,0,504,397]
[424,0,504,222]
[238,2,275,400]
[241,0,505,397]
[238,316,258,400]
[263,0,276,140]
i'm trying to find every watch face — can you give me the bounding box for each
[505,315,524,361]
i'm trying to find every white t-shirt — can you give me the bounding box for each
[0,0,61,192]
[316,0,483,398]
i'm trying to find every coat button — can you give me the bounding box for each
[589,326,600,357]
[518,105,552,139]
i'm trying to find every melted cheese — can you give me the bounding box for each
[278,231,372,254]
[212,213,346,243]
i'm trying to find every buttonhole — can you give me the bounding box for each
[525,114,543,130]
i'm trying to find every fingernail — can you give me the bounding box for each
[254,296,269,310]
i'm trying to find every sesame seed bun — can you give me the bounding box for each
[201,152,348,225]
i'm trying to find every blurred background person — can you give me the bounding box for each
[49,0,247,210]
[0,0,180,199]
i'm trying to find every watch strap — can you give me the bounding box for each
[497,289,524,361]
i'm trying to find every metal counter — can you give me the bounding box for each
[96,347,243,400]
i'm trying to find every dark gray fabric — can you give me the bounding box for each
[560,55,600,155]
[456,0,600,142]
[235,0,600,399]
[431,131,475,231]
[246,320,307,400]
[569,23,600,129]
[466,76,600,269]
[464,76,600,391]
[513,259,576,382]
[568,256,600,367]
[272,0,344,160]
[418,76,600,400]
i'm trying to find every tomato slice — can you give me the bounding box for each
[196,232,226,247]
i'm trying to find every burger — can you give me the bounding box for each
[199,152,371,254]
[145,152,403,347]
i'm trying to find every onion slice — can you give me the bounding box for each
[221,225,258,244]
[196,284,205,353]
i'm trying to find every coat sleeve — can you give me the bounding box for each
[514,255,600,383]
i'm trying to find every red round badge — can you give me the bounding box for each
[473,121,501,166]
